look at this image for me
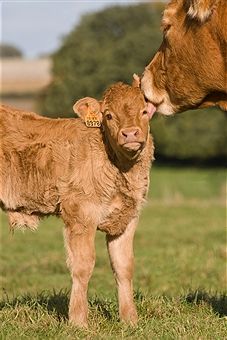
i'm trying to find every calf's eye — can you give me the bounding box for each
[106,113,113,120]
[142,110,148,115]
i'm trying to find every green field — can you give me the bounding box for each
[0,166,226,339]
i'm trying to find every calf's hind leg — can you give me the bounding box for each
[106,218,138,324]
[64,225,96,327]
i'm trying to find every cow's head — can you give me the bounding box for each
[141,0,227,114]
[73,82,155,161]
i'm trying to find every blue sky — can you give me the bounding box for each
[1,1,155,58]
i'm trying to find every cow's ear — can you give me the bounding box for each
[73,97,103,128]
[132,73,141,88]
[187,0,219,23]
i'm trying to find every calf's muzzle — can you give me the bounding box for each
[118,127,144,151]
[120,127,140,142]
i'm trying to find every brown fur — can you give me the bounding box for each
[0,82,154,327]
[141,0,227,114]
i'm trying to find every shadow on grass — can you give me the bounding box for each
[0,290,118,322]
[89,296,118,321]
[1,289,226,322]
[184,290,227,317]
[0,289,69,320]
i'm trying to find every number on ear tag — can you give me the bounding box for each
[85,111,101,128]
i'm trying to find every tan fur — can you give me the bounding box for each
[0,82,154,327]
[141,0,227,114]
[187,0,220,22]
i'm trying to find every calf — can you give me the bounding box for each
[141,0,227,114]
[0,82,155,327]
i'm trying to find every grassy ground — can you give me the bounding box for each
[0,166,226,339]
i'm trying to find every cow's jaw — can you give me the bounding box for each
[141,69,175,115]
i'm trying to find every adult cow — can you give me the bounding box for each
[141,0,227,115]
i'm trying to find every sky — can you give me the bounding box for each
[1,0,163,59]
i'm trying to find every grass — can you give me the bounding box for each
[0,166,226,339]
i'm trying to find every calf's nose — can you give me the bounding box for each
[120,127,140,142]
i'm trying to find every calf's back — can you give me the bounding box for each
[0,104,153,234]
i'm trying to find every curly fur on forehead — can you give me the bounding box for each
[103,82,145,109]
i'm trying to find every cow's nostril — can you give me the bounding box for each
[122,131,128,138]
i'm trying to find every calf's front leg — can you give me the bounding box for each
[64,225,96,327]
[106,218,138,325]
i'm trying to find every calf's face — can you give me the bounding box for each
[141,0,227,114]
[73,83,155,160]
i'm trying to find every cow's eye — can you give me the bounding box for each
[142,110,148,115]
[163,24,171,34]
[106,113,113,120]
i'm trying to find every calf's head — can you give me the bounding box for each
[141,0,227,114]
[73,82,155,160]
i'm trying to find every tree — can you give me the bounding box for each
[0,44,23,58]
[38,3,163,117]
[150,108,227,161]
[38,3,226,161]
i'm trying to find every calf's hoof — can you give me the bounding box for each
[69,314,88,328]
[120,307,138,326]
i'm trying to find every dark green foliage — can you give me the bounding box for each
[38,4,227,161]
[38,4,163,117]
[0,43,23,58]
[151,108,227,160]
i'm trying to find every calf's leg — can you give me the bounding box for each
[64,225,96,327]
[106,218,138,324]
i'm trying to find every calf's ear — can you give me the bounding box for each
[187,0,219,23]
[73,97,103,128]
[132,73,141,88]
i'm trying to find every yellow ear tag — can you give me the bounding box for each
[85,111,101,128]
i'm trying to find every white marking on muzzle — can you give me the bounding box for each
[141,69,175,115]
